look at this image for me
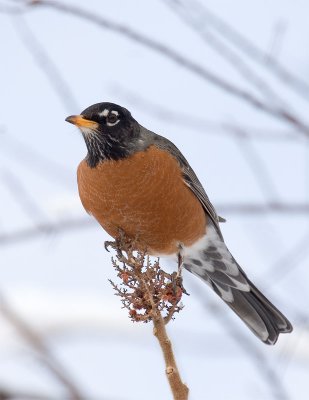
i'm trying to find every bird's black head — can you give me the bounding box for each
[66,102,146,167]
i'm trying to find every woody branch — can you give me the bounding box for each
[107,237,189,400]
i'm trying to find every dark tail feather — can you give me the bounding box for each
[214,279,293,345]
[183,220,293,344]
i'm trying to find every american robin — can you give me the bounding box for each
[66,102,292,345]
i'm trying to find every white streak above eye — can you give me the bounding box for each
[99,109,109,117]
[111,110,119,116]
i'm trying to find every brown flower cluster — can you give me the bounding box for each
[107,239,186,324]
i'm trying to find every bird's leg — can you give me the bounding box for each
[176,244,184,278]
[171,244,189,296]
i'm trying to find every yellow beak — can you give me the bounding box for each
[65,115,99,129]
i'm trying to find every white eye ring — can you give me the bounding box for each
[106,111,120,126]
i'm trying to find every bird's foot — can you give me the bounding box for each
[171,271,190,297]
[104,240,123,258]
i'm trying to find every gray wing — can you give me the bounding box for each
[141,126,224,238]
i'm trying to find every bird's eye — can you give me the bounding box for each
[106,112,119,125]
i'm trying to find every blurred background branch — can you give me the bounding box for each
[1,202,309,246]
[10,0,309,137]
[167,0,309,101]
[0,294,85,400]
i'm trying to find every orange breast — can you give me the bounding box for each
[77,145,206,254]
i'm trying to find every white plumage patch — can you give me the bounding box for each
[99,109,121,127]
[99,109,109,117]
[107,119,120,127]
[180,223,250,301]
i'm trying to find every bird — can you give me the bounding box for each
[66,101,292,345]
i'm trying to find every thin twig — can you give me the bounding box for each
[0,388,58,400]
[163,0,287,107]
[0,217,95,246]
[1,131,72,187]
[0,294,85,400]
[10,14,79,112]
[11,0,309,137]
[190,280,290,400]
[2,201,309,246]
[260,228,309,288]
[230,126,281,200]
[113,87,300,142]
[229,125,284,251]
[266,20,287,61]
[1,166,49,224]
[178,0,309,101]
[0,2,24,14]
[217,202,309,215]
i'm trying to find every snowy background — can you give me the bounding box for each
[0,0,309,399]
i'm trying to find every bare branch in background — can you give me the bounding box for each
[217,202,309,215]
[261,228,309,288]
[161,0,300,261]
[1,167,49,224]
[9,0,309,137]
[0,388,123,400]
[229,125,284,250]
[175,0,309,101]
[0,294,86,400]
[11,14,79,112]
[266,20,288,61]
[190,280,290,400]
[230,126,281,200]
[0,217,94,246]
[162,0,287,107]
[0,388,58,400]
[114,0,285,250]
[0,2,24,14]
[2,202,309,247]
[113,87,300,142]
[1,130,72,187]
